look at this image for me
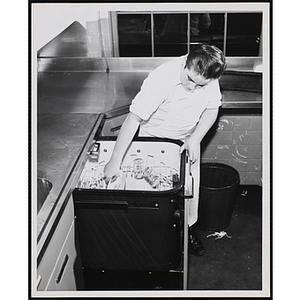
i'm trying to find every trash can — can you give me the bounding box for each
[198,163,240,230]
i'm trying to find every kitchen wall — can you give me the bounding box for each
[32,4,101,52]
[86,12,112,58]
[202,114,262,185]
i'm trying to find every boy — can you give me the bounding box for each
[104,44,226,255]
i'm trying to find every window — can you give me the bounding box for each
[189,13,225,53]
[117,13,152,57]
[154,13,188,56]
[114,11,262,57]
[226,13,263,56]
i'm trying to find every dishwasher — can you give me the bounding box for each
[73,109,193,290]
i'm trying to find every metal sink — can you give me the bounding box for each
[37,178,52,213]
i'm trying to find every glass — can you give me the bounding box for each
[117,14,152,57]
[226,13,262,56]
[190,13,225,52]
[133,158,144,179]
[154,13,188,56]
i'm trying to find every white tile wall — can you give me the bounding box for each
[201,115,262,185]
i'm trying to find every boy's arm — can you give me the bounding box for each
[104,112,143,180]
[180,108,219,163]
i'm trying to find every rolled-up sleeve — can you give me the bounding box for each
[130,70,167,120]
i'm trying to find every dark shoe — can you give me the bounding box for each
[188,228,205,256]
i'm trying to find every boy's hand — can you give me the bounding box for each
[103,159,121,184]
[179,136,201,164]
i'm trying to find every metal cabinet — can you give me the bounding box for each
[46,220,76,290]
[37,195,77,291]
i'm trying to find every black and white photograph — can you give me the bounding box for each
[30,1,272,298]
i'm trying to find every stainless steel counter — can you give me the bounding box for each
[37,114,99,238]
[38,70,261,115]
[37,72,141,114]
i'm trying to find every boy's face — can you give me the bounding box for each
[180,66,214,92]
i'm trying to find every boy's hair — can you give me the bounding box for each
[185,44,227,79]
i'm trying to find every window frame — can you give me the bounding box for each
[111,11,262,57]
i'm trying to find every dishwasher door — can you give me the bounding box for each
[73,191,183,272]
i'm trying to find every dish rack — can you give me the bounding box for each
[77,159,180,191]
